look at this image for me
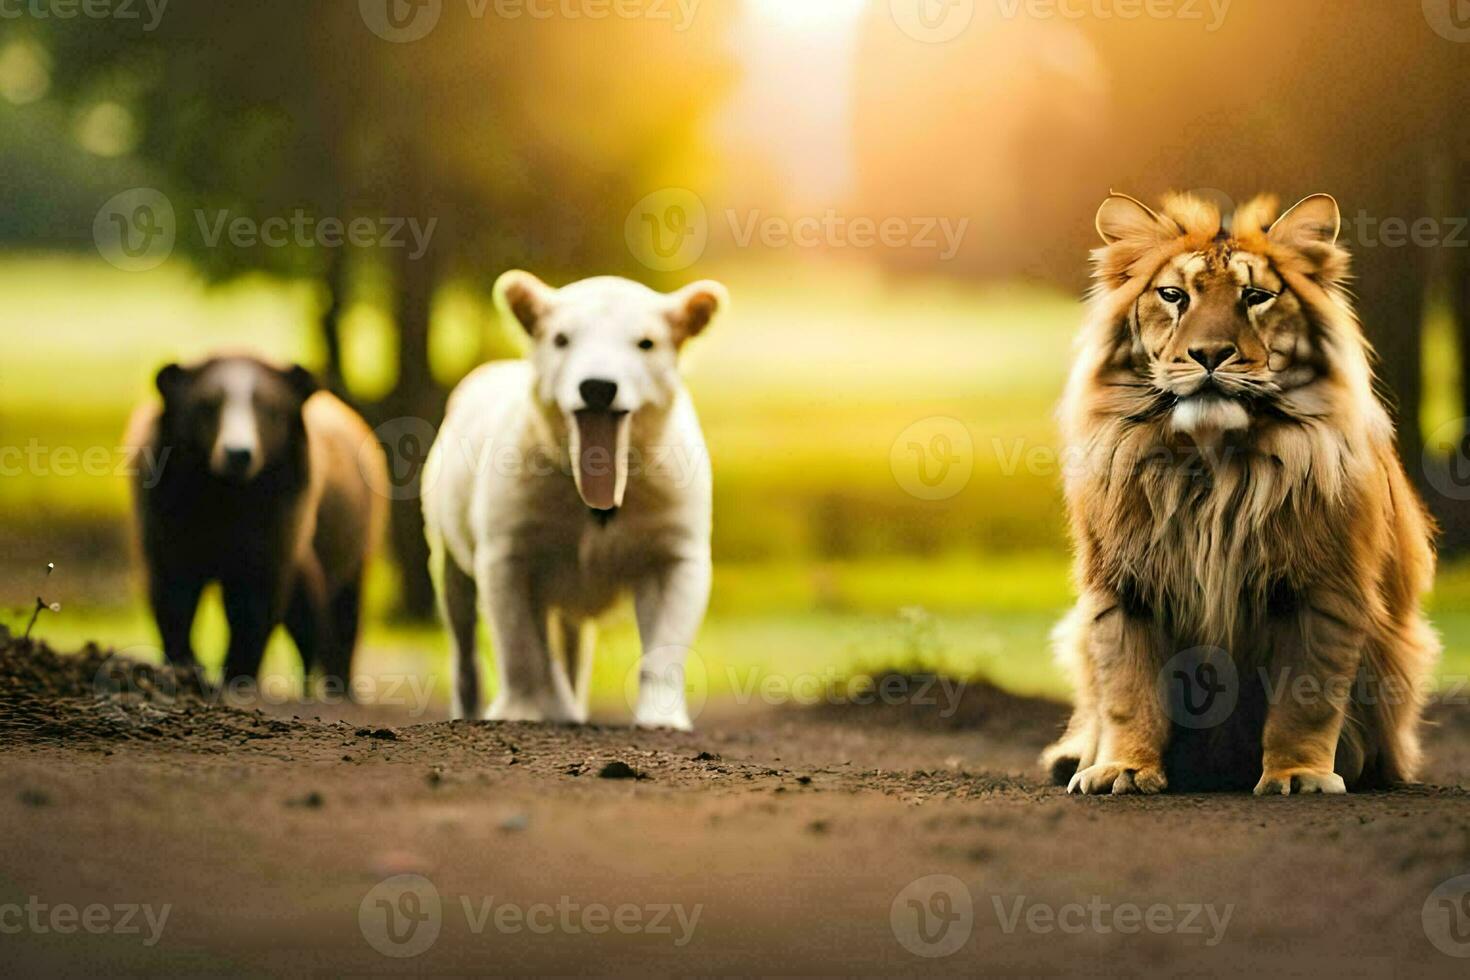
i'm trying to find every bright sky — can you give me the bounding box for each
[721,0,873,207]
[743,0,869,35]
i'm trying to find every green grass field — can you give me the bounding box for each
[5,253,1470,714]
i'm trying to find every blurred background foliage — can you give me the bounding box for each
[3,1,1470,708]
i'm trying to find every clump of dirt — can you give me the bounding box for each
[0,628,208,703]
[800,669,1070,741]
[0,630,317,749]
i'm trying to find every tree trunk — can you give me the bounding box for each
[1438,155,1470,555]
[318,245,348,397]
[372,236,445,622]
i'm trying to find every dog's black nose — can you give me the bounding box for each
[579,379,619,411]
[1188,343,1237,372]
[222,447,254,474]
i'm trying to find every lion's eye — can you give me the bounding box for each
[638,338,655,351]
[553,333,570,349]
[1243,287,1277,307]
[1157,287,1188,308]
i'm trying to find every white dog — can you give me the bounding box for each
[422,271,727,729]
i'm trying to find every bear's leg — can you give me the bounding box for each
[283,556,336,698]
[149,569,205,671]
[221,579,279,692]
[319,579,362,700]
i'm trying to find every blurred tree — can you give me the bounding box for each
[29,2,734,615]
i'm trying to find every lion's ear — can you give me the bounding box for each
[1095,192,1179,246]
[1269,194,1341,250]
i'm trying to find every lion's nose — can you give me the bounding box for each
[1188,343,1237,372]
[579,379,619,411]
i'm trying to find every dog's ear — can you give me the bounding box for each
[667,280,728,347]
[494,270,555,336]
[1095,191,1180,246]
[1269,194,1341,250]
[283,363,320,402]
[155,363,188,401]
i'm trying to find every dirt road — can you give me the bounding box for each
[3,634,1470,976]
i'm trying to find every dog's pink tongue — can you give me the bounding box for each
[574,411,621,510]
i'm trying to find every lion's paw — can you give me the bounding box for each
[1253,769,1346,796]
[1039,742,1082,787]
[1067,762,1167,796]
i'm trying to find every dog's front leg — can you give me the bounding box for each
[1254,599,1361,795]
[479,555,581,724]
[631,553,712,731]
[1068,603,1170,795]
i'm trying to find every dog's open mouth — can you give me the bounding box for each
[571,409,631,511]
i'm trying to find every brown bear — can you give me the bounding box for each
[125,354,387,694]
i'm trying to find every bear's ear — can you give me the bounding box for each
[494,269,555,336]
[155,363,187,401]
[284,364,319,401]
[667,280,728,347]
[1269,193,1341,250]
[1095,192,1180,246]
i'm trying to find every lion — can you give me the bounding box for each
[1041,190,1439,795]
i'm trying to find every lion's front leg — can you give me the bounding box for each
[1254,599,1361,796]
[1068,604,1170,795]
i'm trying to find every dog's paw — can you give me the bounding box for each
[486,692,584,725]
[633,703,692,732]
[1253,769,1346,796]
[632,673,693,731]
[1067,762,1167,796]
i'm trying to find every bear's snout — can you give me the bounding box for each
[219,446,255,480]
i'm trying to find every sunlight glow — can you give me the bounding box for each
[743,0,869,34]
